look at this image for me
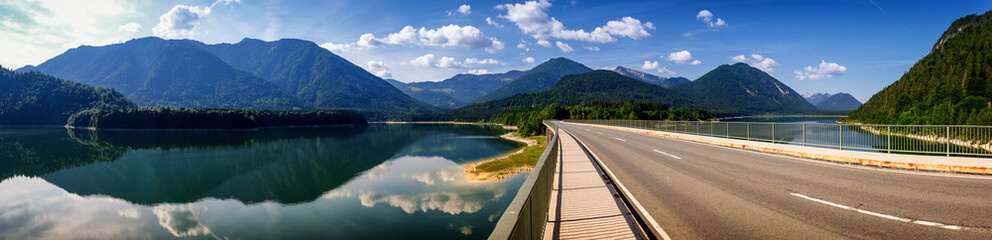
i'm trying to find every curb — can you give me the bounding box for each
[568,123,992,176]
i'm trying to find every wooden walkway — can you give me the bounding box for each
[544,130,642,239]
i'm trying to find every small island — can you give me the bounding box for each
[66,108,367,129]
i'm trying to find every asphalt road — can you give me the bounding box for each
[558,122,992,239]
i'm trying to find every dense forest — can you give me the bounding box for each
[847,11,992,125]
[0,67,135,125]
[67,108,366,129]
[673,63,816,115]
[488,102,713,136]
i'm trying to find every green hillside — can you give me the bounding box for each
[473,58,592,103]
[1,67,135,125]
[674,63,817,115]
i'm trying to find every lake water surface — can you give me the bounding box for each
[0,124,526,239]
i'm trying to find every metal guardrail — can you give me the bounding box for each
[565,119,992,157]
[489,121,559,240]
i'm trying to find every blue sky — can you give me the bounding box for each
[1,0,990,102]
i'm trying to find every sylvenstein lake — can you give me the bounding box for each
[0,124,526,239]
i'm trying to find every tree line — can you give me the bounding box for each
[67,108,366,129]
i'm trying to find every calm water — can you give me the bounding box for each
[0,124,526,239]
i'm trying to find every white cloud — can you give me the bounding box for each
[536,39,551,47]
[117,23,141,33]
[365,60,392,78]
[447,4,471,16]
[467,69,490,74]
[320,42,355,53]
[343,25,504,53]
[555,41,573,52]
[486,17,503,28]
[584,46,600,51]
[464,58,503,65]
[665,50,701,65]
[731,54,780,73]
[696,10,727,29]
[657,67,675,75]
[642,61,659,70]
[407,54,463,69]
[795,60,847,80]
[0,0,141,68]
[496,0,652,43]
[523,57,535,63]
[642,61,676,75]
[153,5,211,39]
[516,42,526,49]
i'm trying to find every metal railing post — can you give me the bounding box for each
[887,126,891,154]
[839,125,843,150]
[772,123,776,143]
[947,126,951,157]
[746,122,750,141]
[802,124,807,147]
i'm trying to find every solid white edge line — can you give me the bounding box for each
[561,127,673,240]
[570,122,992,180]
[789,192,966,231]
[653,149,683,160]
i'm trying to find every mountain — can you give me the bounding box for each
[1,66,135,125]
[848,10,992,125]
[188,38,437,114]
[18,37,299,109]
[816,93,862,111]
[453,70,694,120]
[674,63,817,115]
[388,70,524,108]
[801,92,834,105]
[473,58,593,103]
[611,66,689,88]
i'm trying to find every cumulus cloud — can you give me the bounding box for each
[696,10,727,29]
[467,69,490,74]
[407,54,463,69]
[153,5,211,39]
[117,23,141,33]
[326,25,504,53]
[523,57,535,63]
[642,61,676,75]
[365,61,392,78]
[536,40,551,47]
[795,60,847,80]
[731,54,780,73]
[447,4,471,16]
[496,0,653,43]
[584,46,600,51]
[320,42,355,53]
[516,42,526,49]
[486,17,503,28]
[464,58,503,65]
[665,50,701,65]
[555,41,573,52]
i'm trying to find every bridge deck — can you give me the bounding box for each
[544,130,641,239]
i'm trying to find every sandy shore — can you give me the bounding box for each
[463,132,538,183]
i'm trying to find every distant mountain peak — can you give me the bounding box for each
[610,66,689,88]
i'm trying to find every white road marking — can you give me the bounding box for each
[789,192,967,231]
[653,149,682,159]
[614,137,627,142]
[597,132,604,135]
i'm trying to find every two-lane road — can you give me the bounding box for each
[558,122,992,239]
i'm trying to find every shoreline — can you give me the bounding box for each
[463,131,538,183]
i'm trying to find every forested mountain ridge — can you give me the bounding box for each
[387,70,524,108]
[815,93,862,111]
[472,57,593,103]
[188,38,437,113]
[1,66,136,125]
[848,10,992,125]
[18,37,300,110]
[673,63,817,115]
[452,70,695,120]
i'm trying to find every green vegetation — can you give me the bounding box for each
[473,57,593,103]
[0,67,135,125]
[847,10,992,125]
[674,63,817,115]
[67,108,366,129]
[473,134,545,173]
[488,102,712,137]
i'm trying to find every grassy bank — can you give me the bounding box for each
[464,133,546,182]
